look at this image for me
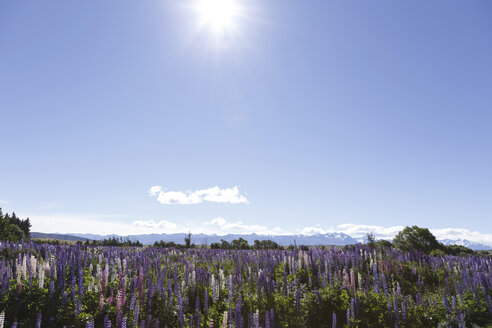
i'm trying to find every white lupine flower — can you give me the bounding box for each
[38,265,45,288]
[221,311,228,328]
[22,256,27,280]
[30,255,37,278]
[253,310,260,328]
[0,311,5,328]
[219,269,225,289]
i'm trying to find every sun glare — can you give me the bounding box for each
[196,0,240,34]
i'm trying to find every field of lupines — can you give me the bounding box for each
[0,241,491,328]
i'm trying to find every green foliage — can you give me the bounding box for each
[210,238,281,250]
[0,208,29,242]
[393,226,440,253]
[85,236,142,247]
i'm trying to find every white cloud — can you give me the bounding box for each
[149,186,248,205]
[204,217,278,234]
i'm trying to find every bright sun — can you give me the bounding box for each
[195,0,240,34]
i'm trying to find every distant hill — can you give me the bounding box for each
[31,232,91,242]
[31,231,491,250]
[72,232,358,246]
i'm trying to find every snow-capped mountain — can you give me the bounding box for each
[71,232,358,246]
[439,238,490,251]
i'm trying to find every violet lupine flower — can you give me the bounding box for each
[133,303,140,327]
[204,289,209,315]
[196,295,201,313]
[36,312,42,328]
[401,300,406,319]
[270,309,275,328]
[121,316,128,328]
[130,294,136,311]
[49,281,55,299]
[295,287,301,314]
[314,290,322,304]
[265,311,270,328]
[346,309,350,326]
[354,296,359,317]
[350,299,355,319]
[443,294,450,312]
[11,322,17,328]
[372,263,379,294]
[487,295,492,315]
[393,300,399,327]
[459,313,465,328]
[178,292,184,327]
[196,312,202,328]
[332,312,337,328]
[85,320,95,328]
[235,297,242,328]
[381,273,388,298]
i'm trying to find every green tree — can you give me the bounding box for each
[392,225,439,253]
[231,237,250,249]
[0,209,26,242]
[366,232,376,248]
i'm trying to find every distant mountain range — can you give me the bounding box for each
[30,231,491,250]
[439,238,491,251]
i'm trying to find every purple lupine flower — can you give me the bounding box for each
[381,273,388,298]
[36,312,42,328]
[121,317,128,328]
[133,303,140,327]
[372,263,379,294]
[295,287,301,314]
[332,312,337,328]
[346,309,350,326]
[314,290,322,304]
[11,322,17,328]
[104,315,111,328]
[459,313,465,328]
[204,289,209,315]
[350,298,355,319]
[196,312,201,328]
[393,300,399,326]
[178,291,184,327]
[235,297,242,328]
[487,295,492,315]
[49,280,55,299]
[270,308,275,328]
[443,294,450,312]
[354,296,359,317]
[401,300,406,319]
[265,311,270,328]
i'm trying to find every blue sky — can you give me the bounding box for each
[1,0,491,244]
